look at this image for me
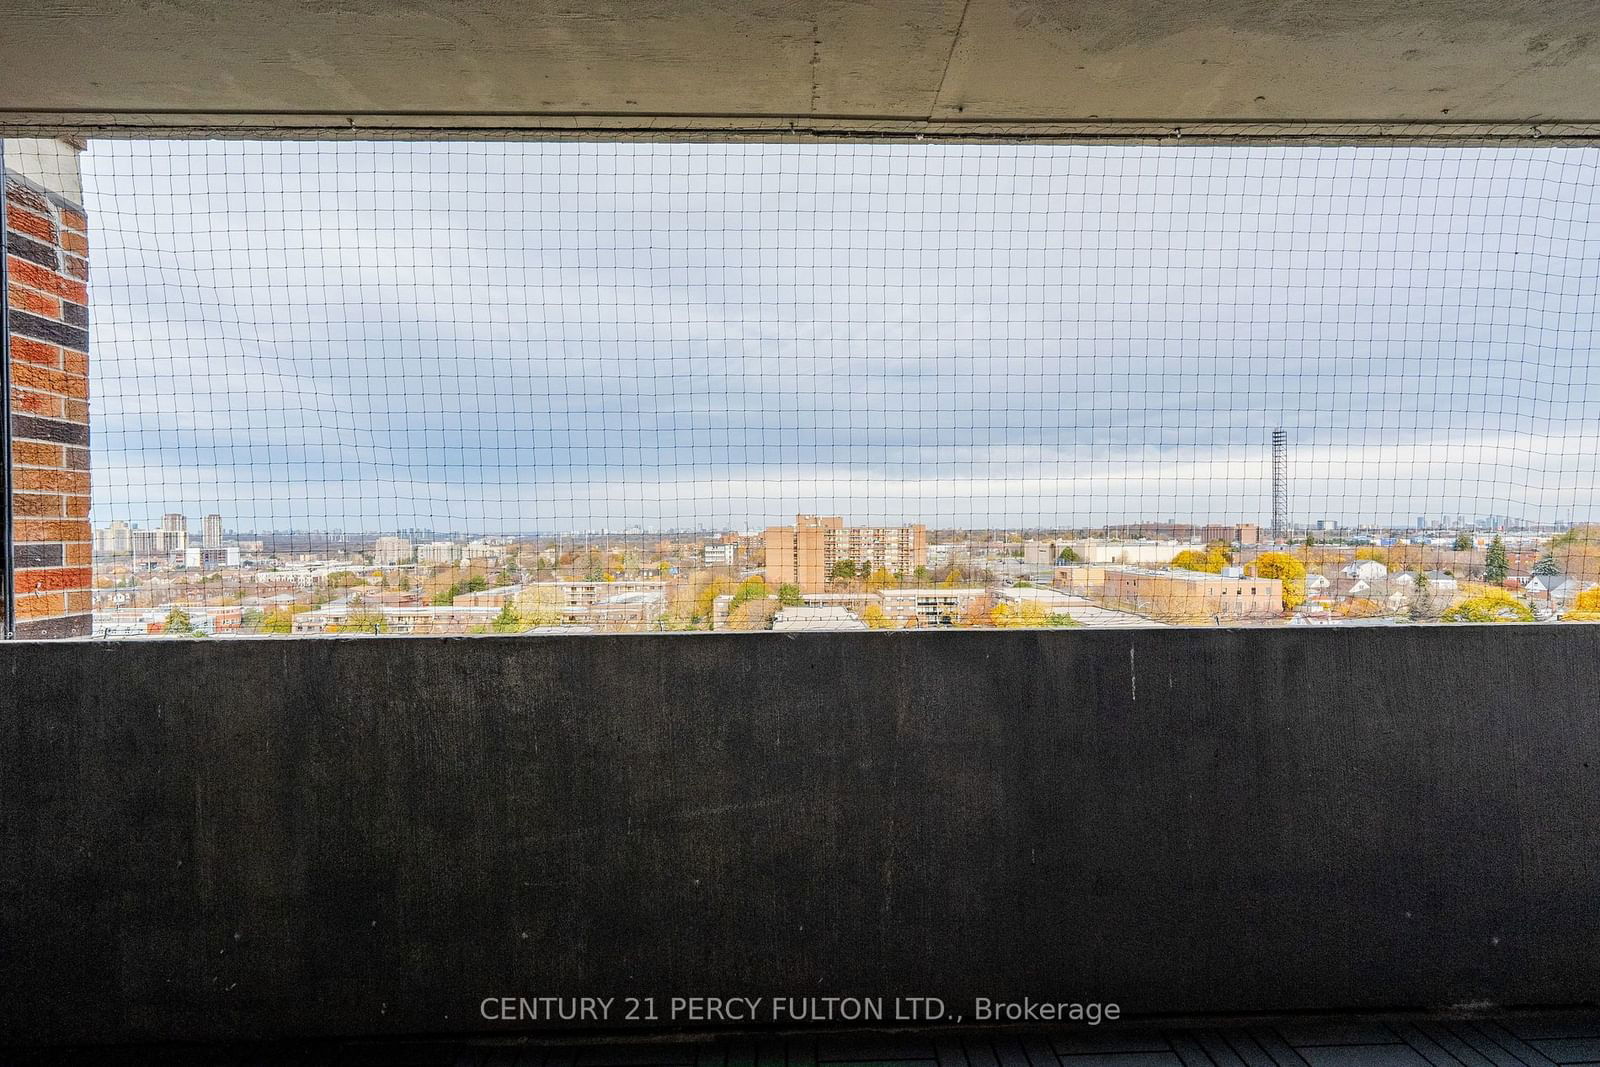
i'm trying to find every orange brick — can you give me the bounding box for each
[66,590,92,612]
[12,362,89,399]
[10,336,61,368]
[15,519,89,542]
[63,350,87,376]
[65,399,89,421]
[9,283,61,318]
[65,495,91,518]
[12,493,64,518]
[13,441,64,467]
[5,255,88,304]
[59,230,88,256]
[7,205,56,244]
[13,567,93,593]
[12,388,63,417]
[61,207,87,232]
[14,591,67,619]
[15,468,90,494]
[65,542,92,566]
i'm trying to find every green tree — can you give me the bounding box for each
[1452,533,1474,552]
[1057,546,1081,564]
[1484,536,1509,583]
[492,602,523,633]
[829,559,858,581]
[730,576,768,608]
[163,607,193,635]
[1532,553,1560,576]
[776,583,803,606]
[912,565,929,582]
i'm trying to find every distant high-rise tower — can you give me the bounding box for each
[1271,428,1289,541]
[160,512,190,553]
[202,513,223,548]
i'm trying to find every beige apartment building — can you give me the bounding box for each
[1102,568,1283,621]
[764,515,928,592]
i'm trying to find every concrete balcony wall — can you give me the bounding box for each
[2,628,1598,1045]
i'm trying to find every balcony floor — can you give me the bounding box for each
[7,1012,1600,1067]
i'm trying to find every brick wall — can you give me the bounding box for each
[5,139,91,638]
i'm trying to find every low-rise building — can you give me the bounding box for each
[878,587,990,627]
[292,604,500,635]
[772,606,867,631]
[1102,567,1283,620]
[182,545,241,570]
[1059,540,1204,565]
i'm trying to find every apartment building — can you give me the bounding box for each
[764,514,927,592]
[417,541,460,564]
[373,536,414,566]
[202,513,223,547]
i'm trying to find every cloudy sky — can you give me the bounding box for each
[82,140,1599,535]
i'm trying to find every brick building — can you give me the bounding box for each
[4,138,91,637]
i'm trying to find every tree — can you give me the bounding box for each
[1247,551,1308,612]
[912,566,929,582]
[1532,553,1560,577]
[1453,533,1474,552]
[727,598,777,631]
[340,608,389,634]
[865,566,896,591]
[1442,590,1533,623]
[1484,536,1510,583]
[1408,571,1443,621]
[729,576,768,608]
[515,584,565,628]
[1057,546,1081,564]
[829,559,858,582]
[862,604,893,629]
[492,602,523,633]
[776,583,803,607]
[163,607,193,635]
[1044,613,1082,628]
[1564,587,1600,621]
[1337,597,1386,619]
[1355,547,1388,564]
[1171,547,1229,574]
[260,609,295,634]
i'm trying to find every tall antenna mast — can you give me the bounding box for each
[1271,428,1289,541]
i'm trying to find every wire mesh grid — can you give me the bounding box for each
[45,139,1600,633]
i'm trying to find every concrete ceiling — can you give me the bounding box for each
[2,0,1599,142]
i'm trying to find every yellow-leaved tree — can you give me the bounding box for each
[1562,586,1600,621]
[1247,551,1307,612]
